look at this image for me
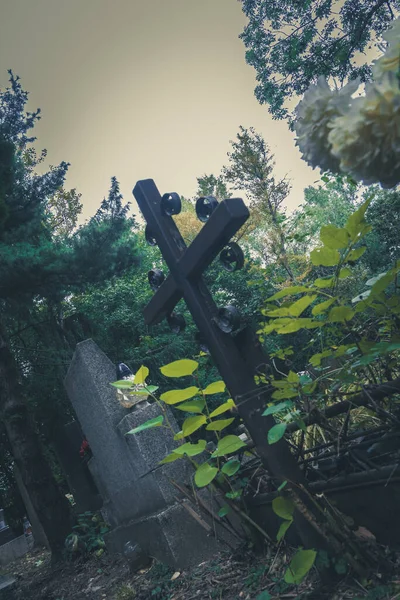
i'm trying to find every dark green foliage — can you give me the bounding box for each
[196,173,231,200]
[65,511,109,558]
[288,175,358,253]
[0,71,140,553]
[239,0,400,120]
[363,187,400,271]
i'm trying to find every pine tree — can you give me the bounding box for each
[0,71,139,559]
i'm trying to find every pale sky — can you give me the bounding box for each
[0,0,317,221]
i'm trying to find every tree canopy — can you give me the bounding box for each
[239,0,400,120]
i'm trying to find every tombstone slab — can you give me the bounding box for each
[65,340,140,518]
[65,339,241,569]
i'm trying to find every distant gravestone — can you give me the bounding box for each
[0,510,14,547]
[65,339,239,568]
[13,466,48,549]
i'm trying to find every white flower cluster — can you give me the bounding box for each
[294,18,400,188]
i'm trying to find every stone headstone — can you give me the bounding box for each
[65,339,240,568]
[0,510,14,547]
[13,465,48,549]
[0,535,28,566]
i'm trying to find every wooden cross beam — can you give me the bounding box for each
[132,178,306,485]
[134,179,249,326]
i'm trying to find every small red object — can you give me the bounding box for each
[79,439,90,458]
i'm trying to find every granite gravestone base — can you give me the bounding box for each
[65,339,239,568]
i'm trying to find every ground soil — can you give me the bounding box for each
[2,545,399,600]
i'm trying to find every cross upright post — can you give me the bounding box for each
[133,179,306,486]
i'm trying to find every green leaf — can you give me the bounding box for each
[313,277,334,289]
[194,463,218,488]
[345,197,371,241]
[211,435,246,457]
[174,440,207,456]
[130,385,158,395]
[182,415,207,436]
[278,480,288,492]
[271,388,298,400]
[328,306,355,323]
[284,549,317,584]
[203,380,226,395]
[226,489,242,499]
[320,225,349,249]
[309,349,333,367]
[174,399,206,414]
[173,430,184,441]
[302,382,317,395]
[345,246,366,262]
[288,295,317,317]
[370,270,396,295]
[262,401,294,416]
[206,418,235,432]
[277,519,293,542]
[126,415,164,435]
[295,417,307,432]
[160,386,200,405]
[268,423,287,444]
[218,506,230,518]
[276,318,320,334]
[264,306,291,317]
[312,297,336,316]
[160,359,198,378]
[221,459,241,476]
[339,267,352,279]
[265,286,309,302]
[111,380,134,389]
[256,592,271,600]
[287,370,299,383]
[272,496,295,520]
[310,247,340,267]
[159,452,182,464]
[209,398,235,418]
[271,379,292,389]
[134,365,149,385]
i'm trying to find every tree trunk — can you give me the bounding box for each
[0,318,71,560]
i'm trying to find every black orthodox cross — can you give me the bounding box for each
[132,179,305,485]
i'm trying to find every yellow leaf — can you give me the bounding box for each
[174,440,207,456]
[194,463,218,488]
[182,415,207,436]
[209,399,236,418]
[288,295,317,317]
[134,365,149,385]
[312,298,336,316]
[160,359,198,378]
[203,381,226,395]
[159,452,181,464]
[160,386,200,405]
[206,418,235,431]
